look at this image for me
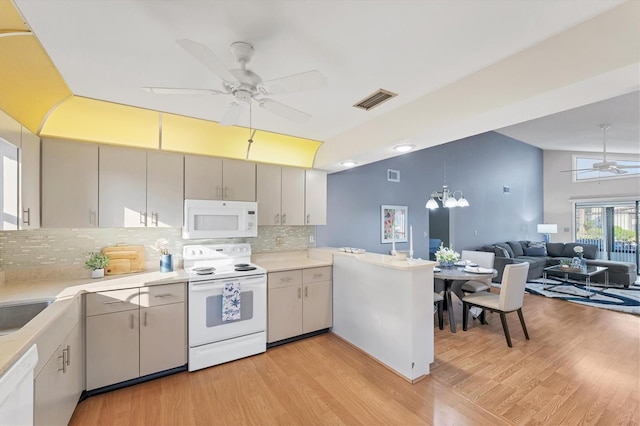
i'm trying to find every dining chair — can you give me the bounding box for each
[460,250,495,294]
[462,262,530,347]
[433,292,444,330]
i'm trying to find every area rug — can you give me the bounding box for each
[493,278,640,315]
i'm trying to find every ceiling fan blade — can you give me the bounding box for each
[142,87,224,95]
[610,167,628,174]
[560,168,598,173]
[258,70,327,95]
[613,164,640,169]
[220,102,244,126]
[176,39,237,83]
[258,98,311,123]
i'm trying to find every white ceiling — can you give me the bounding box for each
[13,0,639,172]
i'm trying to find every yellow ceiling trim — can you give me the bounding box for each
[0,0,29,31]
[249,131,322,168]
[161,113,250,160]
[0,34,72,133]
[40,96,160,149]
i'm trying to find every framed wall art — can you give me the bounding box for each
[381,205,408,243]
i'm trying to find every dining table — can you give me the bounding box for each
[433,265,497,333]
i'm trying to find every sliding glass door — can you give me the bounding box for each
[575,201,639,272]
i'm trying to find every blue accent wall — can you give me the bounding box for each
[316,131,543,258]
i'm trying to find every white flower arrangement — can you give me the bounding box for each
[151,238,171,255]
[435,244,460,263]
[574,246,584,258]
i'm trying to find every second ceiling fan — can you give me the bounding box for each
[144,39,327,126]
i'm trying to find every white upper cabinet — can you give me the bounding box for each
[0,109,21,147]
[146,151,184,227]
[281,167,305,225]
[99,145,147,228]
[42,139,99,228]
[222,159,256,201]
[305,169,327,225]
[257,164,305,226]
[256,163,282,225]
[19,127,40,229]
[184,155,223,200]
[100,146,183,228]
[185,155,255,201]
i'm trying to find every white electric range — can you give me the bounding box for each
[183,243,267,372]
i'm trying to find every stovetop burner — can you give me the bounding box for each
[235,266,257,271]
[234,263,250,268]
[193,266,215,275]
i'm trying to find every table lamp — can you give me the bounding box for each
[537,224,558,243]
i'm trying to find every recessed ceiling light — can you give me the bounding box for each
[340,160,358,167]
[393,144,416,153]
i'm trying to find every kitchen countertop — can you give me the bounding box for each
[0,269,189,377]
[252,251,333,272]
[312,247,437,270]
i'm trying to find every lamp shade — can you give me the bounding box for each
[537,224,558,234]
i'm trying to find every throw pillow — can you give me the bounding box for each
[494,245,511,258]
[546,242,564,257]
[495,243,515,258]
[527,241,548,256]
[507,241,525,257]
[523,246,546,256]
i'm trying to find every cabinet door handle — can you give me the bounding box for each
[58,353,66,373]
[304,286,308,297]
[224,186,229,199]
[275,214,279,225]
[22,208,30,226]
[144,311,148,327]
[282,214,286,225]
[91,210,97,226]
[151,212,158,226]
[66,345,71,366]
[297,288,301,299]
[306,214,310,224]
[139,211,147,226]
[216,186,222,199]
[130,313,135,329]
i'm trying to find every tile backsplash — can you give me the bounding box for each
[0,226,316,281]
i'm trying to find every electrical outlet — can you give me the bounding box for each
[309,235,315,243]
[276,236,283,245]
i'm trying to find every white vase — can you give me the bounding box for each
[91,268,104,279]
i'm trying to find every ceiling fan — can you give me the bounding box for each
[143,39,327,126]
[561,124,640,175]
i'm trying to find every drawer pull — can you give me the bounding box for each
[313,274,323,279]
[102,300,125,305]
[280,277,292,283]
[154,293,173,298]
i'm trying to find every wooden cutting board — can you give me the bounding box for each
[102,245,145,275]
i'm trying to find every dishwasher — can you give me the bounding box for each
[0,344,38,425]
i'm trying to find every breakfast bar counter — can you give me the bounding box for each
[313,248,437,383]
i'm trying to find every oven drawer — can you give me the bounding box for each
[303,266,332,284]
[268,270,302,289]
[139,283,185,307]
[86,288,139,316]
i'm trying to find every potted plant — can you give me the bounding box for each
[84,252,110,278]
[435,244,460,267]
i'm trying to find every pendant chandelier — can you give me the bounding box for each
[425,152,469,209]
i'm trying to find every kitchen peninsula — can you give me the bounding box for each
[311,248,437,383]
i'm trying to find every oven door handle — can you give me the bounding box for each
[190,276,265,292]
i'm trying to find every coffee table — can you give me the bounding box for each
[543,265,609,299]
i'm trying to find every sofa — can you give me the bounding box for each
[480,241,637,288]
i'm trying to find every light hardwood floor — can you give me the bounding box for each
[70,290,640,425]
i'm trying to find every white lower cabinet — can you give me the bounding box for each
[85,283,186,390]
[267,266,332,344]
[34,299,83,426]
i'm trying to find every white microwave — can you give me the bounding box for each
[183,200,258,239]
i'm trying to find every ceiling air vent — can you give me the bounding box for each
[353,89,397,111]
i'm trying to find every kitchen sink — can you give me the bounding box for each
[0,299,54,336]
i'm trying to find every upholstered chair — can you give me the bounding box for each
[433,292,444,330]
[462,262,530,347]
